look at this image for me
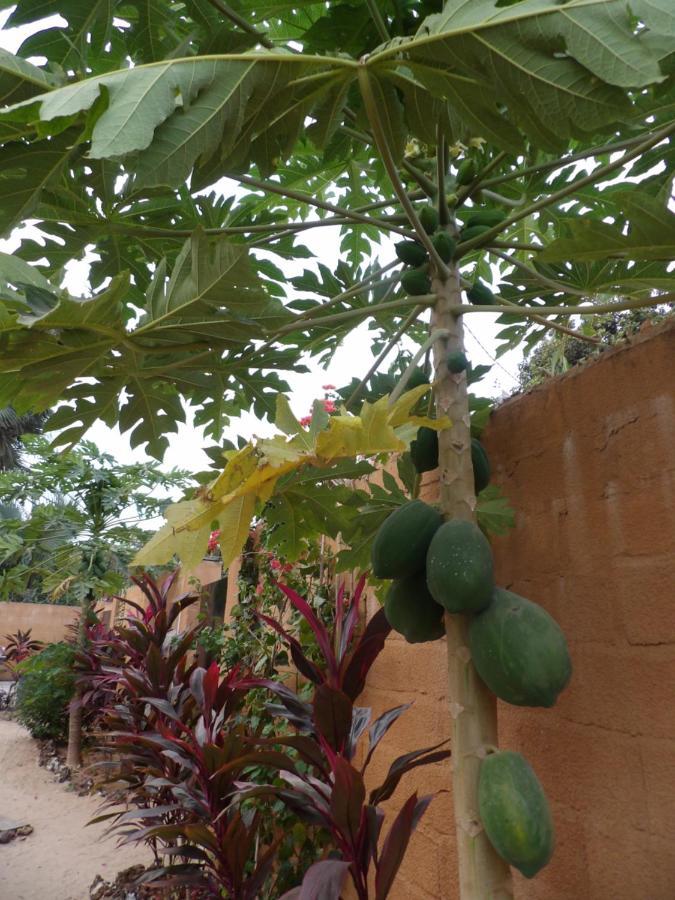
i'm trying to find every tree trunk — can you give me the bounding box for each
[431,265,514,899]
[66,590,93,768]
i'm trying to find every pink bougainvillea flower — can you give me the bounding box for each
[322,384,336,390]
[270,558,282,571]
[299,415,312,427]
[322,399,336,413]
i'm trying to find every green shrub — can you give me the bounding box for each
[15,642,75,740]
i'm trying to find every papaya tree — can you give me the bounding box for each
[0,1,673,896]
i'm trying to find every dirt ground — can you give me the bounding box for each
[0,717,148,900]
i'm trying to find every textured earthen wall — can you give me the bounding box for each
[359,319,675,899]
[0,602,78,650]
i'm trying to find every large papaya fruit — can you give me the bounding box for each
[479,750,555,878]
[395,240,428,267]
[426,519,494,613]
[410,426,438,473]
[469,588,572,707]
[471,438,491,493]
[465,209,506,229]
[431,230,456,263]
[467,282,496,306]
[419,205,440,234]
[371,500,443,580]
[401,269,432,296]
[384,573,445,643]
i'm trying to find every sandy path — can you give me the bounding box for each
[0,718,149,900]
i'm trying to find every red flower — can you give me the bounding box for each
[322,384,336,390]
[207,529,220,553]
[270,558,282,571]
[299,414,312,427]
[322,399,336,413]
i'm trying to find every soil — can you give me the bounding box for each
[0,717,149,900]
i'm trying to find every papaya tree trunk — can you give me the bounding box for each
[66,589,93,768]
[431,265,514,899]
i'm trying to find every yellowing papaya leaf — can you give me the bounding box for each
[217,493,257,568]
[136,388,450,570]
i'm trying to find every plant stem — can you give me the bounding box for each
[357,65,450,276]
[431,265,514,900]
[458,122,675,255]
[457,292,673,318]
[235,173,414,236]
[455,151,508,204]
[204,0,275,48]
[437,128,450,226]
[402,158,438,197]
[481,133,649,190]
[344,305,426,410]
[273,295,435,335]
[365,0,390,41]
[490,249,587,297]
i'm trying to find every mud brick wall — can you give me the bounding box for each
[359,319,675,899]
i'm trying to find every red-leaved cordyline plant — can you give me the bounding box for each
[3,628,43,676]
[86,571,297,899]
[246,576,451,900]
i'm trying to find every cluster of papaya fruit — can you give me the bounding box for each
[395,199,507,299]
[372,485,571,877]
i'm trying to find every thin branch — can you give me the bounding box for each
[274,295,436,335]
[401,158,437,198]
[480,188,523,208]
[235,173,415,238]
[491,249,587,298]
[481,133,650,190]
[455,150,507,203]
[357,66,449,277]
[456,292,673,318]
[389,329,450,405]
[491,240,543,252]
[365,0,390,41]
[203,0,275,49]
[344,306,426,410]
[457,121,675,256]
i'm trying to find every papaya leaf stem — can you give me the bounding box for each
[344,305,426,410]
[490,250,587,298]
[234,173,414,237]
[437,128,450,227]
[481,133,652,191]
[457,292,673,318]
[401,158,438,198]
[455,151,508,204]
[203,0,276,49]
[480,189,524,209]
[458,121,675,255]
[357,65,450,278]
[273,295,435,335]
[365,0,391,42]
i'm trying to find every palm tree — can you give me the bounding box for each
[0,407,50,470]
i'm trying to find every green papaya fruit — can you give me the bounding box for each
[460,224,492,243]
[419,205,440,234]
[426,519,494,614]
[469,588,572,707]
[406,368,429,389]
[395,240,428,267]
[471,438,491,493]
[384,572,445,643]
[479,751,555,878]
[446,351,469,374]
[431,230,456,263]
[456,158,478,186]
[410,426,438,474]
[467,282,495,306]
[465,209,506,229]
[371,500,443,580]
[401,269,432,296]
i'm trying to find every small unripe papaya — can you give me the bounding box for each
[431,230,456,263]
[456,158,478,186]
[395,240,428,267]
[419,205,440,234]
[467,282,495,306]
[465,208,506,229]
[407,368,429,389]
[410,426,438,473]
[402,269,432,296]
[460,224,492,243]
[446,350,469,374]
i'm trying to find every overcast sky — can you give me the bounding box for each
[0,12,523,475]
